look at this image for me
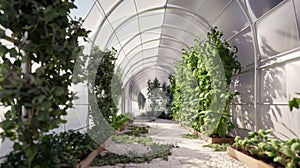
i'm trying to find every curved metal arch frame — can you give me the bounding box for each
[124,65,175,93]
[117,38,186,70]
[104,9,209,49]
[92,2,213,69]
[121,53,178,83]
[120,45,182,79]
[109,25,193,59]
[123,60,176,84]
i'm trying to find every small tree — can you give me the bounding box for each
[0,0,89,166]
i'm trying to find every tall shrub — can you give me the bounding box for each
[0,0,89,165]
[172,27,241,137]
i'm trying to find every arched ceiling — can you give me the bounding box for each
[71,0,286,95]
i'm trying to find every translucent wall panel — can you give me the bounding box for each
[168,0,205,12]
[142,40,160,50]
[121,36,141,55]
[82,3,104,32]
[213,0,249,39]
[287,58,300,98]
[159,38,186,52]
[94,20,113,50]
[231,105,255,130]
[164,9,194,27]
[245,0,284,21]
[97,0,117,13]
[158,47,181,60]
[294,0,300,35]
[108,0,136,28]
[135,0,166,11]
[115,19,140,44]
[139,11,164,32]
[161,27,195,46]
[228,27,254,67]
[260,64,287,104]
[259,105,300,139]
[256,1,300,59]
[197,0,231,23]
[141,31,161,43]
[231,70,255,104]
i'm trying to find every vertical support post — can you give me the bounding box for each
[236,0,260,131]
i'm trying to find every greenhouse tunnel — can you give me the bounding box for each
[1,0,300,159]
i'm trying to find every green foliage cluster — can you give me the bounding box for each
[146,77,173,117]
[0,0,89,166]
[1,130,98,168]
[91,134,172,166]
[171,27,241,138]
[125,125,149,136]
[182,133,199,139]
[289,93,300,111]
[234,130,300,168]
[111,113,132,129]
[203,143,231,151]
[88,47,119,126]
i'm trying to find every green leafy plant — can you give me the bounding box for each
[88,47,119,126]
[182,133,199,139]
[146,77,173,118]
[111,113,132,129]
[289,93,300,111]
[0,0,89,166]
[233,129,300,168]
[125,125,149,136]
[203,143,231,151]
[91,134,173,166]
[1,130,98,167]
[171,27,241,137]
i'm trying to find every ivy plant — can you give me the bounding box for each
[0,0,89,166]
[171,27,241,137]
[289,93,300,111]
[1,130,98,167]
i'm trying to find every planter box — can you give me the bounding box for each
[77,136,112,168]
[77,120,132,168]
[227,146,274,168]
[184,125,234,144]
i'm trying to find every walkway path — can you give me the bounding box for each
[90,119,246,168]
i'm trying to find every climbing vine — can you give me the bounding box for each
[0,0,89,166]
[172,27,241,137]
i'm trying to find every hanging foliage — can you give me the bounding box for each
[0,0,89,166]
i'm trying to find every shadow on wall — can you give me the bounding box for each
[230,31,256,137]
[259,66,298,139]
[259,36,280,59]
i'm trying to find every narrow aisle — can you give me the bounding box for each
[90,119,246,168]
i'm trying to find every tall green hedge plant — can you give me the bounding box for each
[0,0,89,166]
[172,27,241,137]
